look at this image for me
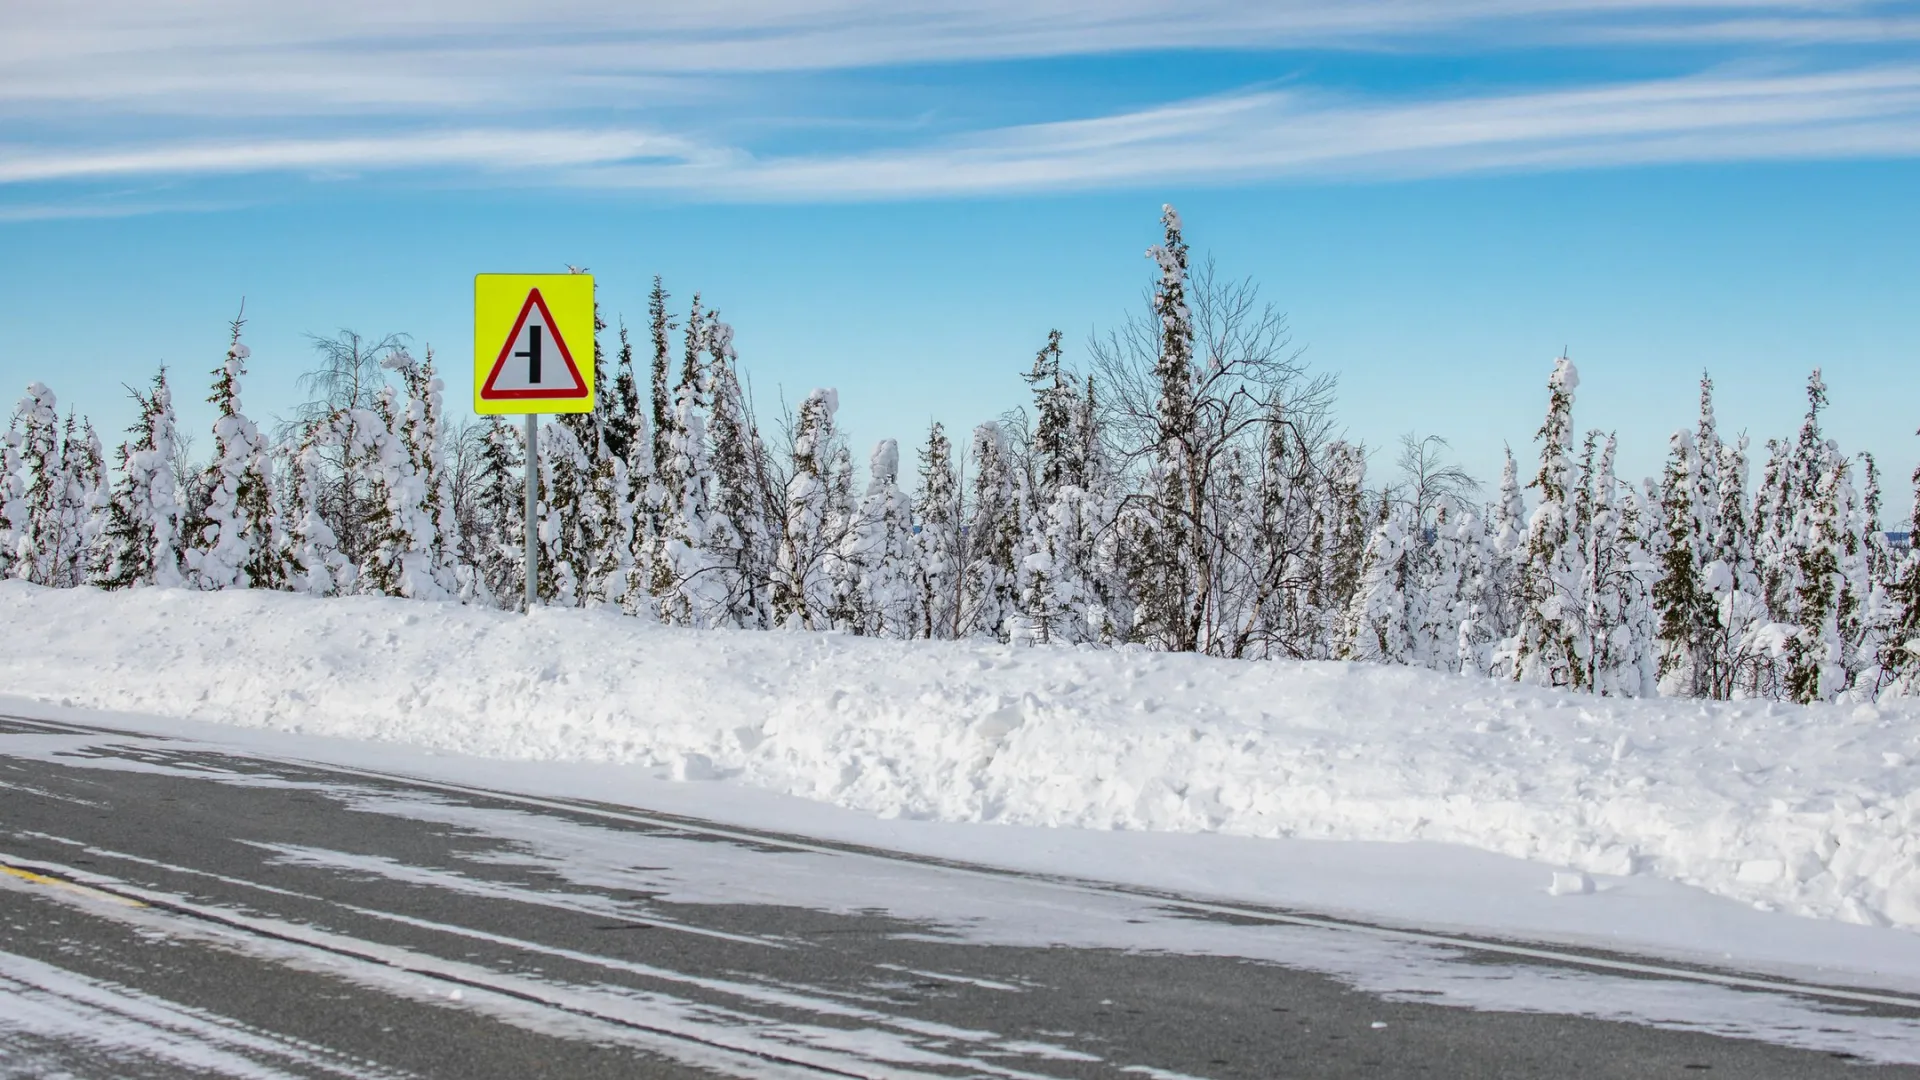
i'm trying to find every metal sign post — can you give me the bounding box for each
[524,413,538,611]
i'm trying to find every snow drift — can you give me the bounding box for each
[4,581,1920,932]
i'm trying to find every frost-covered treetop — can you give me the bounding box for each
[972,420,1006,457]
[791,388,839,463]
[708,320,736,361]
[870,439,899,486]
[1549,356,1579,393]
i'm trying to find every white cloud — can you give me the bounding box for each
[3,2,1916,208]
[0,129,708,185]
[567,65,1920,197]
[7,64,1917,201]
[2,1,1906,116]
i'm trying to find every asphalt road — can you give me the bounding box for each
[3,711,1918,1079]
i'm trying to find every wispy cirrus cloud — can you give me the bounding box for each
[9,65,1913,198]
[2,1,1917,209]
[0,129,709,185]
[4,1,1910,117]
[578,64,1920,197]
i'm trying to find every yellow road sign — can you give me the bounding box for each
[474,274,596,415]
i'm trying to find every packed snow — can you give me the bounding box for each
[4,581,1919,938]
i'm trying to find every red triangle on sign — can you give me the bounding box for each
[480,288,589,400]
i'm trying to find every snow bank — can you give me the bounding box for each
[5,581,1920,932]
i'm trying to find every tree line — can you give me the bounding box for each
[3,206,1916,702]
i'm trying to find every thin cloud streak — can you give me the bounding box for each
[0,198,251,223]
[6,66,1918,200]
[4,1,1909,117]
[0,129,709,185]
[570,65,1920,197]
[1580,14,1920,45]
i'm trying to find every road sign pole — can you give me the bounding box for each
[524,412,539,611]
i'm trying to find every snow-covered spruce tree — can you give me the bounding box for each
[1883,442,1920,695]
[959,421,1021,640]
[1237,402,1324,659]
[0,416,19,582]
[1415,505,1475,673]
[183,315,282,591]
[1020,460,1105,645]
[344,391,403,595]
[646,277,679,545]
[314,400,388,595]
[1582,432,1653,696]
[1791,454,1856,703]
[913,420,962,639]
[1381,433,1478,671]
[287,331,406,571]
[608,321,657,615]
[5,383,64,585]
[1652,427,1713,696]
[1129,204,1200,651]
[1091,205,1329,655]
[1779,371,1848,703]
[842,439,919,638]
[1652,374,1732,696]
[90,368,185,589]
[579,442,636,611]
[1313,441,1372,659]
[1338,505,1414,664]
[1620,457,1664,696]
[531,411,593,608]
[1076,375,1130,644]
[603,321,643,477]
[1750,435,1794,623]
[1472,446,1529,675]
[51,414,106,589]
[1825,451,1877,697]
[773,389,839,629]
[1007,464,1046,646]
[1686,375,1735,695]
[1444,508,1500,677]
[355,348,459,600]
[655,298,726,625]
[1691,373,1724,539]
[469,416,524,606]
[1861,454,1897,610]
[552,275,632,611]
[407,348,465,594]
[1015,330,1098,644]
[822,444,861,630]
[1847,453,1898,697]
[1511,357,1590,690]
[281,430,351,596]
[1026,330,1075,494]
[570,325,638,612]
[1706,434,1772,698]
[1017,334,1072,538]
[705,319,772,629]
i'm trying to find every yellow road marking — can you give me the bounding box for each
[0,862,146,907]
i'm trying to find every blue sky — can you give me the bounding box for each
[3,1,1918,515]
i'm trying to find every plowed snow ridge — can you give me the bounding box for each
[3,581,1918,931]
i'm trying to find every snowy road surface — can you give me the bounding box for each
[5,714,1920,1078]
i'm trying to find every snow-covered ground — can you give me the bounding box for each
[5,580,1920,970]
